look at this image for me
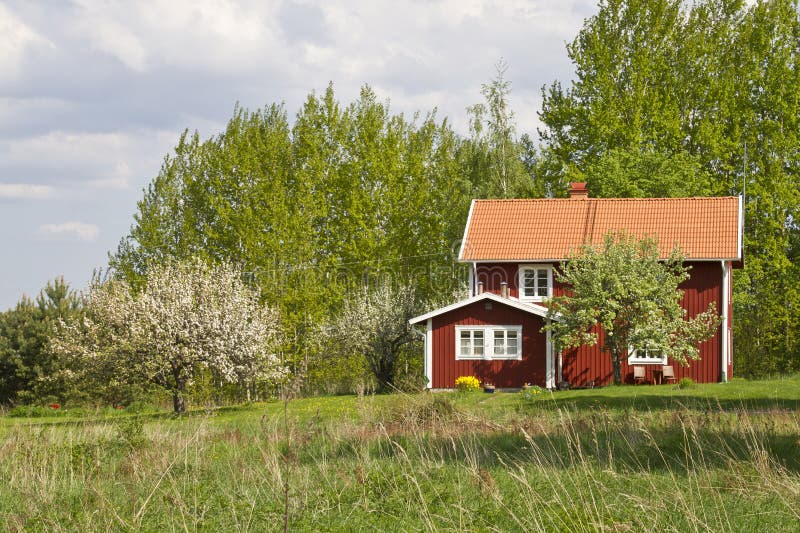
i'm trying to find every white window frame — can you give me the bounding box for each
[627,345,667,365]
[518,264,553,302]
[456,327,485,360]
[455,325,522,361]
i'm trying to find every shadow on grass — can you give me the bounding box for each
[308,412,800,476]
[524,393,800,413]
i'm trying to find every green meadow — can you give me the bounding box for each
[2,377,799,532]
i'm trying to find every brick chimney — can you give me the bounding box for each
[568,182,589,199]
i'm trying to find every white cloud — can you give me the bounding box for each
[0,0,597,311]
[36,222,99,242]
[0,183,54,199]
[0,129,177,190]
[82,17,148,72]
[0,3,52,77]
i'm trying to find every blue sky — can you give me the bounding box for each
[0,0,594,310]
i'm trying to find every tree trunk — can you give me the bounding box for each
[612,351,622,385]
[172,392,186,414]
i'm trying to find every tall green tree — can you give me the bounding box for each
[539,0,800,375]
[0,278,83,404]
[111,84,471,391]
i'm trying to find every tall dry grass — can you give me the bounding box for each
[1,394,798,531]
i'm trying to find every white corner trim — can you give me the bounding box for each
[545,320,554,389]
[721,260,730,382]
[468,262,475,297]
[409,291,554,325]
[458,199,476,261]
[737,195,744,260]
[425,319,433,389]
[558,350,563,383]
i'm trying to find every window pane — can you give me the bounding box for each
[460,336,471,356]
[473,331,484,355]
[523,270,536,297]
[507,331,518,355]
[537,269,549,296]
[494,331,505,355]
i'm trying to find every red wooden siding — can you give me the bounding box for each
[431,300,547,388]
[476,264,521,298]
[560,261,723,385]
[473,261,725,385]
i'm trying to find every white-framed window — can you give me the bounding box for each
[457,328,485,359]
[627,345,667,365]
[455,325,522,360]
[519,264,553,301]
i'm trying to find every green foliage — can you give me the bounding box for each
[539,0,800,375]
[576,148,714,198]
[679,377,696,389]
[110,85,472,391]
[0,277,83,405]
[520,385,546,400]
[546,232,721,384]
[114,416,146,447]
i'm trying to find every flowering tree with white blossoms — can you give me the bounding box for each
[321,280,421,390]
[52,259,284,413]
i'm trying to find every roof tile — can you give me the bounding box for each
[460,197,741,261]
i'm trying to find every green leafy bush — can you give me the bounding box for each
[387,395,457,426]
[679,377,695,389]
[520,385,546,400]
[115,416,146,447]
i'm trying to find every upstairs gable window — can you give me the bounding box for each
[519,265,553,301]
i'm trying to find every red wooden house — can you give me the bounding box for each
[409,183,743,389]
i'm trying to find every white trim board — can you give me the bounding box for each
[721,260,730,382]
[425,319,433,389]
[409,291,555,325]
[457,199,476,261]
[738,195,744,260]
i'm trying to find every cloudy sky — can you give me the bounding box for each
[0,0,595,310]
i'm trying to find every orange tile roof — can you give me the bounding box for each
[459,197,742,261]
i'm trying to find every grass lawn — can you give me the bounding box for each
[2,376,800,531]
